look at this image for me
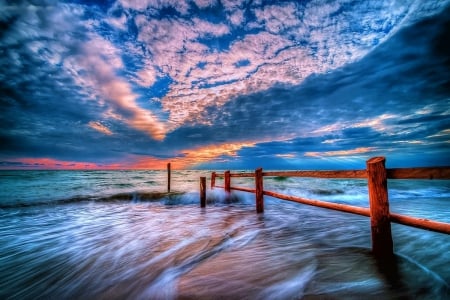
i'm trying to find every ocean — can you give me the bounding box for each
[0,170,449,299]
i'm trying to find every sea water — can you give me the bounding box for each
[0,170,449,299]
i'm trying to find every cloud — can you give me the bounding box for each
[95,141,257,170]
[67,34,167,140]
[253,2,301,34]
[275,154,296,159]
[227,9,244,26]
[88,121,113,135]
[179,141,256,165]
[118,0,190,15]
[0,157,121,170]
[427,129,450,139]
[1,0,449,169]
[1,2,167,142]
[312,114,399,136]
[304,147,376,158]
[192,0,218,9]
[106,13,128,31]
[136,65,158,87]
[139,0,443,135]
[219,0,247,11]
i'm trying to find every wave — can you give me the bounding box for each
[0,191,186,209]
[0,189,255,209]
[272,176,290,182]
[310,188,345,196]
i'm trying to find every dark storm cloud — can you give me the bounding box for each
[0,1,160,162]
[0,2,93,156]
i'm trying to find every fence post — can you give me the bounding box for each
[366,156,393,259]
[255,168,264,213]
[225,170,231,194]
[211,172,216,190]
[200,177,206,208]
[167,163,171,193]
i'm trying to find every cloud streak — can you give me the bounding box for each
[69,34,167,140]
[304,147,376,158]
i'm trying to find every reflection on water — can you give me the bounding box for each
[1,196,449,299]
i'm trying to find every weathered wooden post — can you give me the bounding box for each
[224,170,231,194]
[200,177,206,208]
[366,157,393,258]
[167,163,171,193]
[211,172,216,190]
[255,168,264,213]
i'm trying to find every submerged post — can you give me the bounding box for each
[167,163,171,193]
[200,177,206,208]
[255,168,264,213]
[366,157,393,259]
[224,170,231,194]
[211,172,216,190]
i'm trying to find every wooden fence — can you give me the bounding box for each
[199,156,450,259]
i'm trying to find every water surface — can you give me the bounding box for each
[0,170,449,299]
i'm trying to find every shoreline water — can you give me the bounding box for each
[1,170,449,299]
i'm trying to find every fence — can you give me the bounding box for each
[199,156,450,259]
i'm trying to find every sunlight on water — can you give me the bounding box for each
[0,171,449,299]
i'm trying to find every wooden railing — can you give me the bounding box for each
[199,157,450,259]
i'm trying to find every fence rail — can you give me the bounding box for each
[213,166,450,180]
[200,156,450,259]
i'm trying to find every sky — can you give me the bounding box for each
[0,0,449,170]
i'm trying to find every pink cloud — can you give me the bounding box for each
[227,10,245,26]
[254,2,301,34]
[136,65,157,87]
[118,0,419,141]
[192,18,230,37]
[119,0,190,15]
[192,0,218,9]
[67,34,167,140]
[88,121,113,135]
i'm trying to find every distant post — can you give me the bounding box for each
[255,168,264,213]
[211,172,216,190]
[224,170,231,194]
[366,157,393,258]
[200,177,206,208]
[167,163,171,193]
